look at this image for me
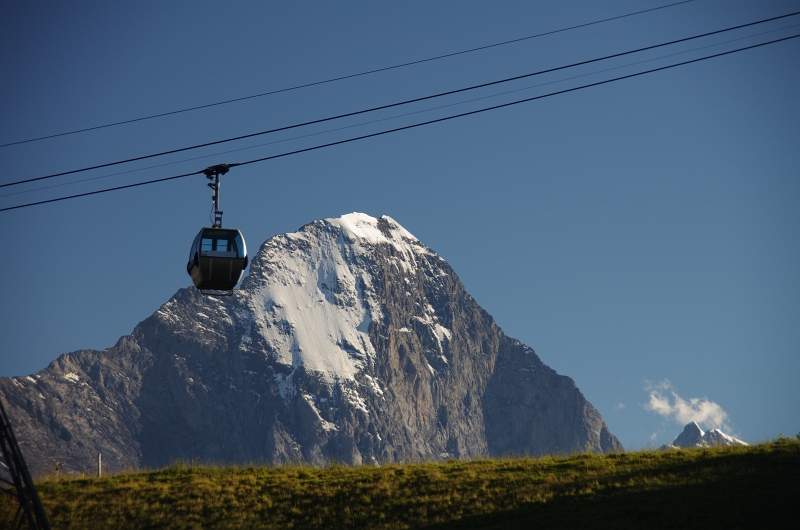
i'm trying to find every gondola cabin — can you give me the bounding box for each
[187,227,248,291]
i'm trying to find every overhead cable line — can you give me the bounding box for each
[2,32,797,213]
[3,9,797,191]
[0,169,206,212]
[0,0,695,149]
[8,20,795,201]
[232,34,800,169]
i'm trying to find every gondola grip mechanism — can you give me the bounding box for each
[204,164,230,228]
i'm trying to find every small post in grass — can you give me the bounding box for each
[98,453,102,478]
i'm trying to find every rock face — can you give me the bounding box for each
[0,213,622,477]
[661,421,748,450]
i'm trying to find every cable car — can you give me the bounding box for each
[186,164,248,294]
[187,227,248,291]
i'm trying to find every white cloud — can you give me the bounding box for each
[644,380,730,431]
[613,402,625,410]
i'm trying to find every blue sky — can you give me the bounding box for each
[1,0,798,449]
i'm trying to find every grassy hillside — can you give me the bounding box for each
[2,438,798,529]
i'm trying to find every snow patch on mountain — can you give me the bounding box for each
[302,393,338,431]
[240,213,445,385]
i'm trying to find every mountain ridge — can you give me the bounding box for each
[0,213,622,476]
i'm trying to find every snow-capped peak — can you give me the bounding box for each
[662,421,749,450]
[231,213,439,391]
[326,213,418,246]
[325,213,427,274]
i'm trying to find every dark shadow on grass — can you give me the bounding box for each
[424,453,799,530]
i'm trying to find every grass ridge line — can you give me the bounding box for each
[2,438,798,529]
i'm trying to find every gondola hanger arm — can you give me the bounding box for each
[203,164,236,228]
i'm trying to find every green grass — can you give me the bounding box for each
[3,438,798,529]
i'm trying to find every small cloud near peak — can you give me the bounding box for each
[643,379,730,431]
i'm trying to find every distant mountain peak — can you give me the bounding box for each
[662,422,748,450]
[673,421,705,447]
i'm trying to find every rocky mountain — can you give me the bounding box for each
[0,213,622,477]
[661,421,749,450]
